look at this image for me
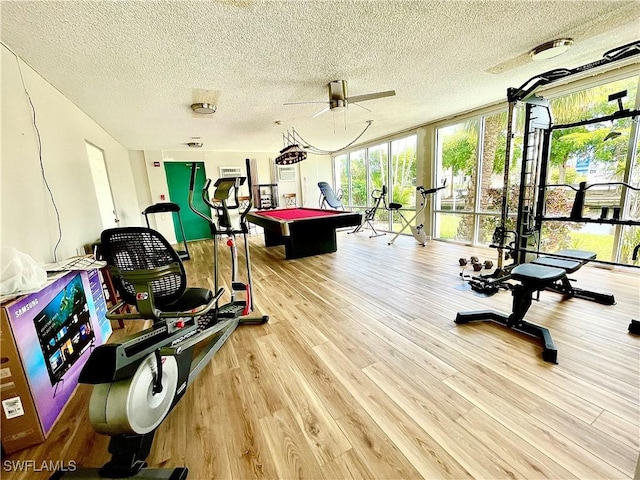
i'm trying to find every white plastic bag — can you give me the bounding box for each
[0,247,48,295]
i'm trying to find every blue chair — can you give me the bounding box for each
[318,182,344,210]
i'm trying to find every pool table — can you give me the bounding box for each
[246,207,362,259]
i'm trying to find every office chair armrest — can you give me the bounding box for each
[105,300,140,320]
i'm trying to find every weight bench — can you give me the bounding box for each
[456,249,616,363]
[456,263,567,363]
[530,249,615,305]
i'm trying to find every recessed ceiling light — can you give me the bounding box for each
[190,103,216,114]
[187,142,203,148]
[530,38,574,61]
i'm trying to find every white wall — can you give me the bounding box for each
[141,150,334,242]
[299,154,333,208]
[1,45,140,263]
[129,150,152,226]
[143,150,278,242]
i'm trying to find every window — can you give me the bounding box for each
[332,135,417,234]
[334,154,350,207]
[435,118,479,243]
[391,137,417,232]
[433,72,639,265]
[350,149,367,209]
[542,76,638,262]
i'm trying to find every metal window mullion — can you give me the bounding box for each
[387,141,393,231]
[473,116,485,245]
[365,148,371,208]
[613,75,640,262]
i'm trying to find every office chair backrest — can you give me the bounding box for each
[100,227,186,308]
[318,181,344,209]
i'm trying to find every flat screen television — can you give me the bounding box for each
[32,273,95,386]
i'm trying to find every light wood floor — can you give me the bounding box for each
[4,230,640,479]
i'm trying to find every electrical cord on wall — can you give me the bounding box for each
[4,41,63,262]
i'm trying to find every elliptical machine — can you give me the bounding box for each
[187,158,267,323]
[53,160,267,480]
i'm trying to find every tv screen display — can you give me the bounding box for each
[32,273,95,386]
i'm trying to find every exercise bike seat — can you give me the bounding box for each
[388,202,402,210]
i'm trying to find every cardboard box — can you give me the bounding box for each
[0,270,112,454]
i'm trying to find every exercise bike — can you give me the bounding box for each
[350,185,388,238]
[387,180,446,246]
[53,160,267,480]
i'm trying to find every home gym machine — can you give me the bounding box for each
[387,181,446,246]
[350,185,388,237]
[456,40,640,362]
[486,39,640,276]
[53,160,268,480]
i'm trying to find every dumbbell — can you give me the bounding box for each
[462,256,482,271]
[459,256,480,266]
[474,260,494,270]
[464,256,481,271]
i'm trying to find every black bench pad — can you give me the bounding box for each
[532,257,582,273]
[554,249,596,261]
[511,263,566,287]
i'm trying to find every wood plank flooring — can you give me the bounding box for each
[4,229,639,479]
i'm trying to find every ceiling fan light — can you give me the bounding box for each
[530,38,573,61]
[190,102,216,114]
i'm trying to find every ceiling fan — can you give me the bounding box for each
[285,80,396,118]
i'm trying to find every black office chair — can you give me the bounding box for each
[318,181,344,210]
[100,226,214,320]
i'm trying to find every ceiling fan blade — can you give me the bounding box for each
[351,102,372,112]
[284,101,329,105]
[312,106,331,118]
[348,90,396,103]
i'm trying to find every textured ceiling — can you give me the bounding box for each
[2,1,639,153]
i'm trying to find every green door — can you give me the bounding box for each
[164,162,212,241]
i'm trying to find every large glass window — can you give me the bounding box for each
[391,137,417,232]
[332,134,417,234]
[619,129,640,263]
[435,119,479,243]
[350,149,367,209]
[542,76,638,262]
[433,73,639,266]
[334,154,350,207]
[368,143,390,230]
